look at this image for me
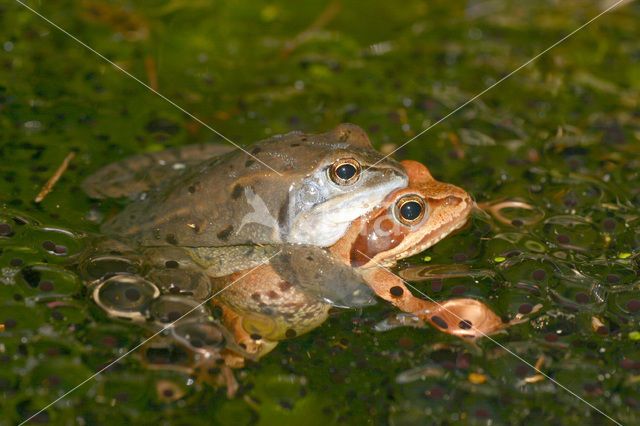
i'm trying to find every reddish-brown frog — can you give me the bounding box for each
[213,160,509,357]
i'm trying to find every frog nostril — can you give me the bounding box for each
[387,168,404,180]
[446,196,461,205]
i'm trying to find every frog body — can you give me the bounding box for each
[85,124,408,249]
[81,124,412,383]
[212,161,509,357]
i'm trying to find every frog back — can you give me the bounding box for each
[91,124,407,249]
[83,144,235,199]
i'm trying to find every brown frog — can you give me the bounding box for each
[83,124,408,249]
[79,123,411,381]
[212,160,509,357]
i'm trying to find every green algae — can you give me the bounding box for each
[1,0,640,424]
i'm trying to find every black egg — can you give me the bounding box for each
[92,275,159,321]
[171,320,227,351]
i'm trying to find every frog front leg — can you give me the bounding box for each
[211,261,331,360]
[270,244,377,308]
[361,268,507,339]
[214,302,279,361]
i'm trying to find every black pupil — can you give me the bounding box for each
[400,201,422,221]
[335,163,357,180]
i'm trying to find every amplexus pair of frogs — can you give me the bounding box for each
[82,123,509,368]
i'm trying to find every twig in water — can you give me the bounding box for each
[34,152,76,203]
[279,1,342,59]
[145,55,158,91]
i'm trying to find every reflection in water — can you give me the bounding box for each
[2,0,640,422]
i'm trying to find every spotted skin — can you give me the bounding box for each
[331,160,507,338]
[214,160,510,359]
[84,124,408,251]
[83,144,235,199]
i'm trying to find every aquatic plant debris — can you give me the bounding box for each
[364,0,631,171]
[11,0,283,177]
[2,0,640,424]
[34,152,75,203]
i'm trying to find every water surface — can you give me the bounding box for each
[1,0,639,424]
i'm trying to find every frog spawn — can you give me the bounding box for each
[78,235,384,375]
[80,242,247,396]
[78,156,548,390]
[76,152,633,405]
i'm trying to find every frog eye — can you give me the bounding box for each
[329,158,361,186]
[394,195,426,225]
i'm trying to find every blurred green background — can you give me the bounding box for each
[1,0,640,424]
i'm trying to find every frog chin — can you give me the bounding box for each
[288,179,406,247]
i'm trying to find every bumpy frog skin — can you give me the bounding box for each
[84,124,408,248]
[214,160,509,357]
